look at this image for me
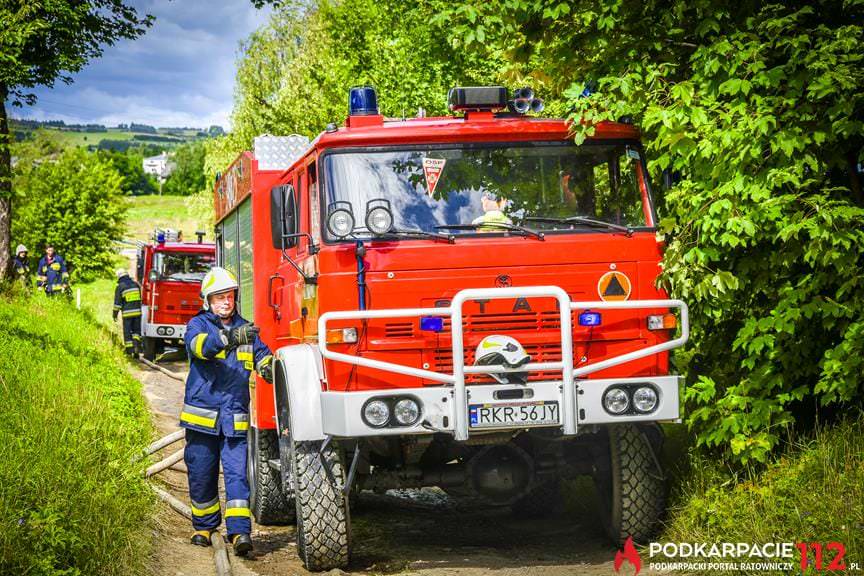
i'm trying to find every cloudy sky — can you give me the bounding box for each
[12,1,272,130]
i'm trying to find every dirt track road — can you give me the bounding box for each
[136,360,652,576]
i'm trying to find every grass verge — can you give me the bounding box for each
[124,194,212,242]
[662,415,864,573]
[0,292,154,576]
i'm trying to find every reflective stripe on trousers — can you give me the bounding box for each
[225,499,251,518]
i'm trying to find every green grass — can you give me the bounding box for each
[0,292,154,576]
[78,277,119,331]
[124,194,212,243]
[662,416,864,574]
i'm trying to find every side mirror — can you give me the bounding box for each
[270,185,298,249]
[149,269,158,282]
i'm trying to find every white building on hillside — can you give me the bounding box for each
[143,152,174,181]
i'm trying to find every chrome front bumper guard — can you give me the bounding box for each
[318,286,688,441]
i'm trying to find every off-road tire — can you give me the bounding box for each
[142,336,158,361]
[510,478,562,517]
[291,439,351,571]
[596,424,665,545]
[248,426,294,525]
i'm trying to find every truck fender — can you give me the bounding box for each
[273,343,326,442]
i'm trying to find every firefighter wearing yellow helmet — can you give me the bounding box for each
[180,266,274,556]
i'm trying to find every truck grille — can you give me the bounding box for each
[432,343,566,383]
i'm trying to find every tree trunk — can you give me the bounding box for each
[0,83,12,282]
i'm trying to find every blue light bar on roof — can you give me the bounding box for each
[349,86,379,116]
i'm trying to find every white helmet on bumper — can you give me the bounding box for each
[474,335,531,385]
[200,266,238,310]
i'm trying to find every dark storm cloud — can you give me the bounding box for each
[14,1,271,129]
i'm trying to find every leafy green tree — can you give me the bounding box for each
[163,141,205,196]
[97,149,158,195]
[436,0,864,462]
[0,1,151,281]
[13,148,126,281]
[207,0,501,183]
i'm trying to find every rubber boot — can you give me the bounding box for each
[190,530,212,547]
[231,533,253,557]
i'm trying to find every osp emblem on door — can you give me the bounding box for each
[495,275,512,288]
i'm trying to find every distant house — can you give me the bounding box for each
[142,152,174,181]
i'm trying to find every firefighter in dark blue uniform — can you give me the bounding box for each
[113,268,142,356]
[13,244,31,290]
[181,267,273,557]
[36,244,69,296]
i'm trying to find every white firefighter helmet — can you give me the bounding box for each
[15,244,27,255]
[200,266,238,310]
[474,335,531,385]
[115,268,128,278]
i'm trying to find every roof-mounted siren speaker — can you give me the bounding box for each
[349,86,379,116]
[448,86,508,111]
[509,86,543,115]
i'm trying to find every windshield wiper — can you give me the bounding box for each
[434,222,545,240]
[523,216,633,236]
[369,228,456,244]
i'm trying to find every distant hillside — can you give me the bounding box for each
[10,118,223,152]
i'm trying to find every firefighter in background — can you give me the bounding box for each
[13,244,31,289]
[181,267,273,557]
[113,268,142,356]
[36,244,70,296]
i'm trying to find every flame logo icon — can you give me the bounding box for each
[614,536,641,575]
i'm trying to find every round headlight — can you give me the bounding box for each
[393,398,420,426]
[327,209,355,238]
[603,387,629,415]
[362,399,390,427]
[366,206,393,235]
[632,386,658,413]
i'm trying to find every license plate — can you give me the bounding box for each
[469,401,560,429]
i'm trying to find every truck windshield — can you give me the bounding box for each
[154,252,215,282]
[322,142,652,240]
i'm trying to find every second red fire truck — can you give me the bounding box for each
[136,229,216,359]
[214,86,688,570]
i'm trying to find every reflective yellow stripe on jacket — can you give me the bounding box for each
[179,404,217,429]
[192,334,208,360]
[233,413,249,432]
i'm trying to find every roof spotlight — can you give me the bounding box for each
[510,98,531,114]
[530,98,544,114]
[514,87,534,100]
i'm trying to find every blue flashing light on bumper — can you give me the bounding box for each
[579,311,602,327]
[420,316,444,332]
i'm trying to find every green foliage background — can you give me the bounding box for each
[212,0,864,465]
[13,145,126,281]
[0,294,153,575]
[162,141,206,196]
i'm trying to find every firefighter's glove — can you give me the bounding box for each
[259,362,273,384]
[112,310,118,321]
[221,323,260,350]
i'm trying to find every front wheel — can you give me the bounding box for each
[594,424,666,545]
[291,438,351,571]
[248,426,294,525]
[142,336,160,361]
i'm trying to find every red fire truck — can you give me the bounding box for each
[136,229,216,359]
[214,86,688,571]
